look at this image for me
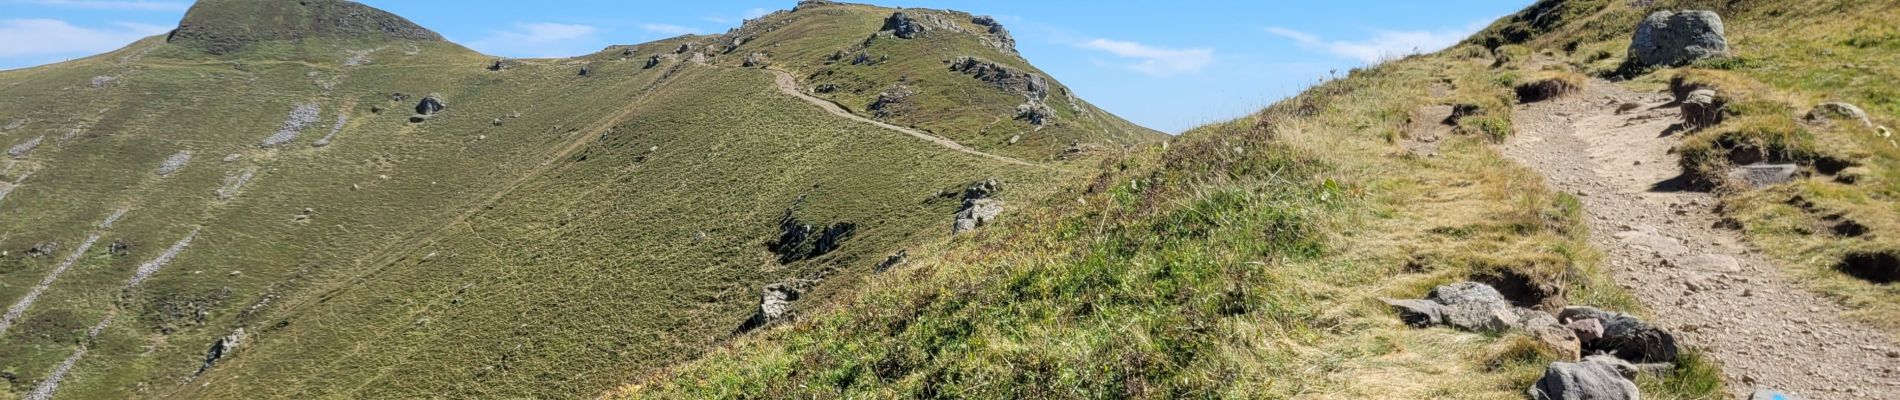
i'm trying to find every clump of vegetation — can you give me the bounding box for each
[1515,70,1586,103]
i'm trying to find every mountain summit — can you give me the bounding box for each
[167,0,444,54]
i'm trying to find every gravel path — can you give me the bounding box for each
[1500,80,1900,399]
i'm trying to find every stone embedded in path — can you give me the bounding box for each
[1669,253,1741,273]
[1629,10,1729,68]
[1527,358,1641,400]
[1728,163,1799,188]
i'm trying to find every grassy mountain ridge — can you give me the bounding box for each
[0,0,1152,398]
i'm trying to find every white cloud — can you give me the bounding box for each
[641,24,700,36]
[0,19,169,58]
[1076,38,1213,77]
[465,22,601,58]
[1266,25,1478,64]
[743,8,771,19]
[12,0,187,11]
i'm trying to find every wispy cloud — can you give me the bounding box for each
[641,23,700,36]
[465,22,601,58]
[1265,24,1479,64]
[11,0,187,11]
[743,8,771,19]
[0,19,168,58]
[1075,38,1213,77]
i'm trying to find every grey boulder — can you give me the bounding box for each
[1527,358,1642,400]
[1629,10,1729,68]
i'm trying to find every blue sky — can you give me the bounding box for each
[0,0,1529,133]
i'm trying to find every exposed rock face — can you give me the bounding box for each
[487,58,512,71]
[1805,102,1873,129]
[1680,89,1722,129]
[1015,100,1054,126]
[1727,163,1799,188]
[167,0,444,55]
[1629,10,1729,68]
[1526,358,1642,400]
[415,96,445,116]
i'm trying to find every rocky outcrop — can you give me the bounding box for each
[742,52,769,68]
[9,135,44,158]
[156,150,194,176]
[1629,10,1729,68]
[971,15,1016,53]
[196,328,247,375]
[26,242,58,258]
[737,278,820,333]
[868,84,916,119]
[768,197,857,263]
[881,12,931,39]
[487,58,513,71]
[952,178,1004,234]
[1527,358,1641,400]
[1015,100,1054,126]
[949,56,1048,100]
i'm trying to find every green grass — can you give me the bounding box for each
[618,46,1722,399]
[0,1,1131,398]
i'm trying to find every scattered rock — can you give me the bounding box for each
[1560,306,1680,363]
[108,240,131,256]
[487,58,513,71]
[222,153,241,163]
[1568,318,1605,343]
[737,279,820,333]
[949,56,1049,100]
[1388,282,1584,359]
[577,65,591,77]
[8,135,44,158]
[89,75,119,88]
[415,95,445,116]
[156,150,194,176]
[26,242,58,258]
[767,196,857,263]
[1527,358,1641,400]
[742,52,769,68]
[876,250,909,272]
[644,54,669,69]
[1628,10,1729,68]
[1015,100,1054,126]
[260,103,320,148]
[1727,163,1798,188]
[1805,102,1873,129]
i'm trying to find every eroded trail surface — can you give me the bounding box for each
[1501,81,1900,398]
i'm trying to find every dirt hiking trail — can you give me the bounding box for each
[763,68,1048,169]
[1500,80,1900,398]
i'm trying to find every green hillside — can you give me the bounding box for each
[0,1,1155,398]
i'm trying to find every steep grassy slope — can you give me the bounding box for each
[1471,0,1900,332]
[0,1,1153,398]
[616,7,1740,398]
[631,1,1165,161]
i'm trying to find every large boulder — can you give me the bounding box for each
[1629,10,1729,68]
[415,96,445,116]
[1527,359,1642,400]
